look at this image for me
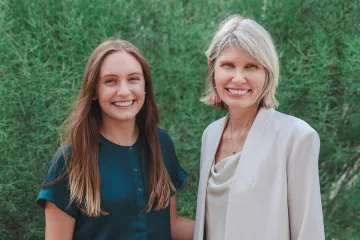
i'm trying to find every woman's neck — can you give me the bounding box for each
[228,105,259,131]
[100,118,138,146]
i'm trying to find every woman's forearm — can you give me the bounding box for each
[172,216,195,240]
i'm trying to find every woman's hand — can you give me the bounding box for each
[170,195,195,240]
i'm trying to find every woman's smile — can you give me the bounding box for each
[225,88,251,96]
[96,51,146,123]
[112,100,135,108]
[214,46,266,110]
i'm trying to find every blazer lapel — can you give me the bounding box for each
[224,107,274,239]
[202,115,228,172]
[195,116,228,240]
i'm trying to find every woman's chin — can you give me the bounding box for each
[224,101,257,112]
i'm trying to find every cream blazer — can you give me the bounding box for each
[194,107,325,240]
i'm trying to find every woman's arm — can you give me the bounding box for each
[45,201,75,240]
[287,131,325,239]
[170,195,195,240]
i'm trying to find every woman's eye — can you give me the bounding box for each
[222,62,235,68]
[246,64,258,69]
[129,77,140,81]
[105,79,116,83]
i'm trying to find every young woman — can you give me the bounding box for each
[37,39,194,240]
[194,15,325,239]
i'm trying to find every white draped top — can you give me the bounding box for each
[205,151,242,240]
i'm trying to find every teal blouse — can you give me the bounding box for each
[37,128,187,240]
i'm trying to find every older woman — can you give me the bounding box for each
[194,15,325,240]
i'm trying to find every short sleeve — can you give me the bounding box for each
[37,148,79,218]
[158,129,188,195]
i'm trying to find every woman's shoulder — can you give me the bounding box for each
[156,127,174,145]
[52,144,72,163]
[156,128,179,153]
[45,145,72,181]
[202,116,227,138]
[270,109,317,137]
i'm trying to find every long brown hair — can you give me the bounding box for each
[48,38,174,216]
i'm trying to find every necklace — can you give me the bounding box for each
[229,121,236,155]
[229,120,251,155]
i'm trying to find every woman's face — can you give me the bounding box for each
[96,51,146,125]
[214,46,266,110]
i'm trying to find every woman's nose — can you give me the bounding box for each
[116,81,131,96]
[232,69,246,84]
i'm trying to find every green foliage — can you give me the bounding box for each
[0,0,359,239]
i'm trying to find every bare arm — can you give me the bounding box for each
[45,201,75,240]
[170,195,195,240]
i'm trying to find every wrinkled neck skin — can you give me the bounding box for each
[100,117,138,146]
[227,105,259,132]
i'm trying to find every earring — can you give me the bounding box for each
[214,93,221,103]
[92,97,97,101]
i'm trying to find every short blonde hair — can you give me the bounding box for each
[200,15,279,109]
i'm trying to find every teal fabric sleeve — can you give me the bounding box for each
[37,148,79,218]
[158,129,188,195]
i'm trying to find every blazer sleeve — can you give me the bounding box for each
[287,131,325,240]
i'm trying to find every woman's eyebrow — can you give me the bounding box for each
[100,74,118,79]
[218,59,233,64]
[100,72,143,79]
[128,72,143,76]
